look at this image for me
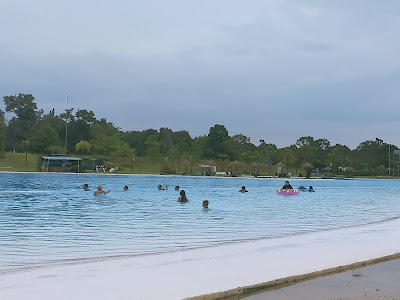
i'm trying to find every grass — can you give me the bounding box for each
[0,152,40,172]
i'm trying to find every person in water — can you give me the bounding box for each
[299,185,307,191]
[239,186,248,193]
[282,181,293,189]
[94,186,111,195]
[175,185,180,191]
[309,186,314,192]
[202,200,209,209]
[123,186,128,191]
[177,190,189,202]
[82,184,89,191]
[158,184,165,190]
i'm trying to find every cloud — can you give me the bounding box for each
[1,0,400,149]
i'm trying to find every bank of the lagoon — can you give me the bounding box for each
[1,173,400,299]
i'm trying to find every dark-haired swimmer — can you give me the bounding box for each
[239,186,248,193]
[177,190,189,202]
[202,200,209,209]
[123,186,128,191]
[82,184,89,191]
[282,181,293,190]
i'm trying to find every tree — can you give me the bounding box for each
[75,109,96,124]
[76,140,91,153]
[296,136,315,162]
[207,124,229,158]
[31,124,61,153]
[3,93,41,122]
[0,109,5,156]
[68,119,91,151]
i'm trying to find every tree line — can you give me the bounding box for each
[0,93,398,176]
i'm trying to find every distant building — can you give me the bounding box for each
[41,155,83,173]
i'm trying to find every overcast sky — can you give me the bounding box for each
[1,0,399,149]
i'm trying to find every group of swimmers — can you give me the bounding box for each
[281,181,315,192]
[82,184,128,195]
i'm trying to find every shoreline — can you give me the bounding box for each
[1,218,400,300]
[185,253,400,300]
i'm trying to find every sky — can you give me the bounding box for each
[1,0,400,149]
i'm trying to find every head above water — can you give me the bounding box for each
[180,190,186,197]
[97,186,103,191]
[202,200,209,208]
[123,186,128,190]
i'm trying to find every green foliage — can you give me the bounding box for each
[207,124,229,158]
[76,140,91,153]
[31,124,61,153]
[90,133,133,157]
[145,134,162,158]
[0,109,5,156]
[3,93,41,122]
[2,92,400,176]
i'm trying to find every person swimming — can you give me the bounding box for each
[202,200,209,209]
[82,184,89,191]
[94,186,111,195]
[123,186,128,191]
[309,186,315,192]
[239,186,248,193]
[299,185,307,191]
[177,190,189,202]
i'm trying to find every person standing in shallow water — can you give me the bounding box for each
[177,190,189,202]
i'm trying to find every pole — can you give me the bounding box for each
[389,143,390,176]
[64,83,69,155]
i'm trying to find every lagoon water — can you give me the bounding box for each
[1,173,399,275]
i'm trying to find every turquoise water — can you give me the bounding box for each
[1,173,400,274]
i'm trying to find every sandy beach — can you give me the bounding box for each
[1,217,400,300]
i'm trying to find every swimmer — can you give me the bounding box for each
[158,184,165,190]
[202,200,209,209]
[82,184,89,191]
[299,185,307,191]
[239,186,248,193]
[177,190,189,202]
[309,186,315,192]
[175,185,179,191]
[94,186,111,195]
[165,184,169,190]
[123,186,128,191]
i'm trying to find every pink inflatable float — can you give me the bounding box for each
[276,189,300,195]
